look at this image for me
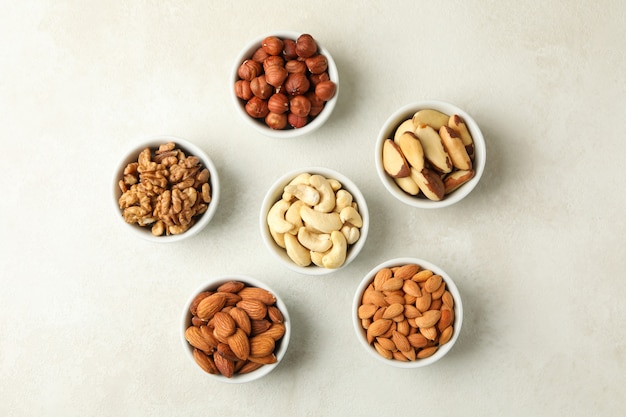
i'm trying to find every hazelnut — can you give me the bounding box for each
[234,80,253,101]
[315,80,336,101]
[251,47,270,63]
[282,38,297,60]
[295,34,317,58]
[237,59,262,81]
[264,65,288,88]
[309,72,330,87]
[262,36,284,56]
[305,54,328,75]
[287,112,308,129]
[283,72,310,96]
[263,55,284,71]
[285,60,307,74]
[265,112,288,130]
[268,93,289,114]
[250,75,273,100]
[245,96,269,119]
[289,95,311,118]
[306,91,324,117]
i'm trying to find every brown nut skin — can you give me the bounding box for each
[267,93,289,114]
[234,80,253,101]
[265,112,288,130]
[264,65,288,88]
[306,91,325,117]
[308,71,330,87]
[245,96,269,119]
[295,34,317,58]
[289,95,311,117]
[283,72,310,96]
[263,55,284,71]
[251,47,270,63]
[282,38,297,60]
[285,60,307,74]
[262,36,284,56]
[315,80,336,101]
[250,75,273,100]
[305,54,328,74]
[237,59,262,81]
[287,112,308,128]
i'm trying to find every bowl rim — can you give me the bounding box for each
[180,274,291,383]
[375,100,486,208]
[259,166,369,275]
[352,257,463,368]
[230,30,339,138]
[112,135,220,243]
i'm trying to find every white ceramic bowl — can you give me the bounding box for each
[352,257,463,368]
[231,31,339,138]
[260,167,369,275]
[181,275,291,383]
[113,136,220,242]
[375,100,486,208]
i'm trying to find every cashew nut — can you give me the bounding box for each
[283,183,320,206]
[300,205,343,233]
[297,227,332,252]
[284,233,312,267]
[339,206,363,228]
[270,228,286,248]
[309,174,336,212]
[310,250,327,267]
[267,199,294,234]
[340,224,360,245]
[328,178,342,191]
[333,189,353,213]
[322,230,347,269]
[285,200,306,234]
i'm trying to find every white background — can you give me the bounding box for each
[1,1,625,416]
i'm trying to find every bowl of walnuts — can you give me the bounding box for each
[113,136,220,242]
[231,31,339,138]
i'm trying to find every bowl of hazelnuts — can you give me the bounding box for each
[231,31,339,138]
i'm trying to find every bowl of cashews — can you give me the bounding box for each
[260,167,369,275]
[375,100,486,208]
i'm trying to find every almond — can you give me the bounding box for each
[416,345,438,359]
[238,360,263,374]
[392,330,411,352]
[424,274,443,293]
[213,311,236,340]
[362,289,388,307]
[414,310,441,328]
[413,269,434,282]
[236,299,267,321]
[442,290,455,308]
[189,291,211,316]
[267,305,284,323]
[237,287,276,305]
[396,319,410,336]
[216,342,239,362]
[438,325,454,345]
[403,305,421,319]
[227,328,250,361]
[262,323,286,341]
[431,282,446,300]
[407,333,429,348]
[213,351,235,377]
[250,335,275,357]
[196,293,226,321]
[250,319,272,336]
[373,268,393,291]
[248,353,277,365]
[415,291,432,312]
[438,307,455,332]
[382,303,404,319]
[358,304,378,320]
[185,326,213,353]
[402,279,422,298]
[376,337,396,351]
[384,293,406,306]
[367,318,393,343]
[374,342,393,359]
[217,280,245,293]
[381,277,404,292]
[199,325,219,350]
[400,347,416,361]
[394,263,420,280]
[192,348,218,374]
[216,291,242,306]
[419,326,438,341]
[228,307,252,336]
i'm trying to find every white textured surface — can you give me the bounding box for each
[1,1,625,416]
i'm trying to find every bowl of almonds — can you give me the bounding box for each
[375,101,486,208]
[231,31,339,138]
[353,258,463,367]
[260,167,369,275]
[113,136,220,242]
[181,275,290,383]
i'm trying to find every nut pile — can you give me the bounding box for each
[357,263,456,361]
[117,142,212,236]
[234,33,337,130]
[382,109,476,200]
[267,173,363,269]
[185,281,287,378]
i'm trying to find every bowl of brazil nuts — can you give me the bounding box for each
[375,101,486,208]
[260,167,369,275]
[181,275,291,383]
[352,257,463,368]
[231,31,339,138]
[113,136,220,242]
